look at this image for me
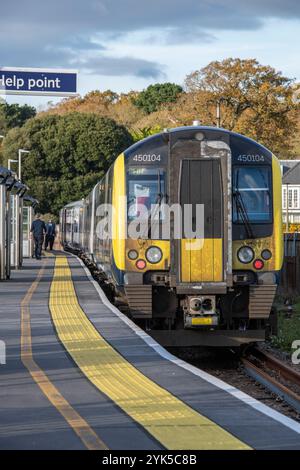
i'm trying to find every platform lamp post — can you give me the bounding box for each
[215,97,229,128]
[7,159,18,268]
[8,155,30,270]
[7,160,16,269]
[17,150,30,268]
[18,149,30,181]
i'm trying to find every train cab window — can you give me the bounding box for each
[233,166,272,223]
[127,168,166,221]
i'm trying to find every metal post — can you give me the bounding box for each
[28,206,34,257]
[6,191,11,279]
[8,159,18,171]
[216,101,221,128]
[286,183,289,233]
[15,195,21,269]
[19,197,23,266]
[18,149,22,180]
[18,149,30,181]
[0,185,6,279]
[10,194,15,268]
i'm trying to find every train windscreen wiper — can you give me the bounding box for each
[233,189,254,239]
[141,169,164,240]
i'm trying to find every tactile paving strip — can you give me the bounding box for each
[49,255,250,450]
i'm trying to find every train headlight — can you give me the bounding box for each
[146,246,162,264]
[261,249,272,260]
[237,246,254,264]
[128,249,138,260]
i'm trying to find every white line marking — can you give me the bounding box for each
[68,251,300,435]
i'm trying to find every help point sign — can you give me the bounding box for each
[0,67,77,96]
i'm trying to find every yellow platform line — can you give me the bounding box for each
[49,255,250,450]
[21,260,107,450]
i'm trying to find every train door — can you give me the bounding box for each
[169,138,231,289]
[180,158,223,282]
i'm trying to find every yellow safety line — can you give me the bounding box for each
[49,255,251,450]
[20,260,108,450]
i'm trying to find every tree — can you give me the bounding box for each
[0,100,6,135]
[185,58,299,156]
[130,126,163,142]
[133,83,183,114]
[0,102,36,129]
[41,90,145,128]
[2,113,133,214]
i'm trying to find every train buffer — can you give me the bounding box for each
[0,251,300,450]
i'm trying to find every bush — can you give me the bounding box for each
[3,113,133,214]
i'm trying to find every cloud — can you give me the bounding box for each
[79,56,164,78]
[0,1,300,78]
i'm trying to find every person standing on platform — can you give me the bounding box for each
[45,219,56,251]
[30,214,47,260]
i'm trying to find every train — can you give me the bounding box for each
[60,126,283,347]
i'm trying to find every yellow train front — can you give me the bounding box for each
[61,126,283,347]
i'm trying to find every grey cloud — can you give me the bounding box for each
[65,38,105,51]
[162,28,216,45]
[79,56,164,78]
[2,1,299,33]
[1,1,300,77]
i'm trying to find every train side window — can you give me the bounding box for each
[233,166,272,223]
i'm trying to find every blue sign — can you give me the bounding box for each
[0,67,77,96]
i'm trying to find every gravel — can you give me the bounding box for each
[167,346,300,422]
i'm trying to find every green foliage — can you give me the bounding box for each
[133,83,183,114]
[0,104,6,135]
[2,113,133,215]
[270,301,300,353]
[0,102,36,129]
[130,125,163,142]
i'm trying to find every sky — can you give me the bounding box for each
[1,0,300,110]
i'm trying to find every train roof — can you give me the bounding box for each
[124,125,273,160]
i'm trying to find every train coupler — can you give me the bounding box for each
[182,295,218,328]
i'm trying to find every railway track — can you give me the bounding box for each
[242,348,300,414]
[72,250,300,419]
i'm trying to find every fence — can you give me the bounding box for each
[279,233,300,295]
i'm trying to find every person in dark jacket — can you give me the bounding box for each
[30,214,47,260]
[44,220,56,251]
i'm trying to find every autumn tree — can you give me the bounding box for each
[130,125,163,142]
[41,90,145,128]
[185,58,299,156]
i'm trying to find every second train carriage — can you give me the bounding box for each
[60,126,283,347]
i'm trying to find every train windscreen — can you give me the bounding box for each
[127,168,166,222]
[233,166,272,223]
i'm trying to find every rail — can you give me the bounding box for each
[242,348,300,414]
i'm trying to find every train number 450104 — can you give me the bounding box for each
[237,154,265,162]
[133,154,161,162]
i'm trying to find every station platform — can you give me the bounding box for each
[1,251,300,450]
